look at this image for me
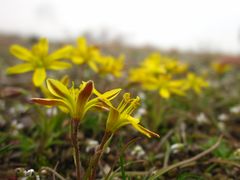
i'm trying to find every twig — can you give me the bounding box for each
[112,171,151,177]
[53,161,59,180]
[156,129,174,150]
[207,158,240,169]
[163,142,170,168]
[149,134,223,179]
[40,167,66,180]
[108,160,149,178]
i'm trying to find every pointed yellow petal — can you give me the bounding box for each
[88,61,98,72]
[33,68,46,87]
[76,81,94,118]
[106,107,120,132]
[31,98,67,107]
[6,63,33,74]
[77,37,87,52]
[84,88,121,113]
[39,38,48,55]
[160,88,170,99]
[32,98,71,113]
[48,45,73,61]
[32,38,48,57]
[47,78,70,98]
[171,88,186,96]
[47,61,72,70]
[104,88,122,100]
[125,115,140,123]
[131,123,160,138]
[71,56,85,64]
[10,45,32,61]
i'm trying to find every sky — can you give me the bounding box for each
[0,0,240,54]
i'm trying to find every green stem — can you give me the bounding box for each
[90,131,112,180]
[71,118,81,180]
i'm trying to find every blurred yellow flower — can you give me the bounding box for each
[156,76,186,99]
[70,37,100,72]
[183,73,209,94]
[129,53,190,98]
[105,93,159,138]
[141,53,167,75]
[32,78,121,119]
[7,38,72,86]
[97,54,125,77]
[211,61,232,74]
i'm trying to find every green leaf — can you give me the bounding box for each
[177,172,204,180]
[203,137,232,158]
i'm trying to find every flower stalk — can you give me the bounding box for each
[89,131,112,180]
[71,118,81,180]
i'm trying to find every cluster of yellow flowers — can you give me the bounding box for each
[7,37,124,87]
[129,53,209,99]
[32,78,159,138]
[69,37,125,77]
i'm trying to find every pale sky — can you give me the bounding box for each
[0,0,240,54]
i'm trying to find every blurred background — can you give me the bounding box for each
[0,0,240,54]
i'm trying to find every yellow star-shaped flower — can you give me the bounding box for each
[7,38,73,86]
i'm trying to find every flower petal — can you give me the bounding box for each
[76,81,94,118]
[160,88,170,99]
[88,61,98,72]
[71,56,85,64]
[77,37,87,53]
[33,68,46,87]
[32,98,71,113]
[106,107,120,132]
[39,38,48,56]
[131,123,160,138]
[10,45,32,61]
[47,61,72,70]
[47,78,70,99]
[6,63,33,74]
[31,98,67,107]
[48,45,73,61]
[32,38,48,57]
[93,88,121,101]
[100,88,122,100]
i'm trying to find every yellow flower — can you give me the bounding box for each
[156,76,186,99]
[211,61,232,74]
[183,73,209,94]
[129,53,189,95]
[139,53,188,75]
[105,93,159,138]
[141,53,167,75]
[7,38,73,87]
[70,37,100,72]
[130,70,186,99]
[32,78,121,120]
[97,54,125,77]
[163,57,188,74]
[128,53,208,98]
